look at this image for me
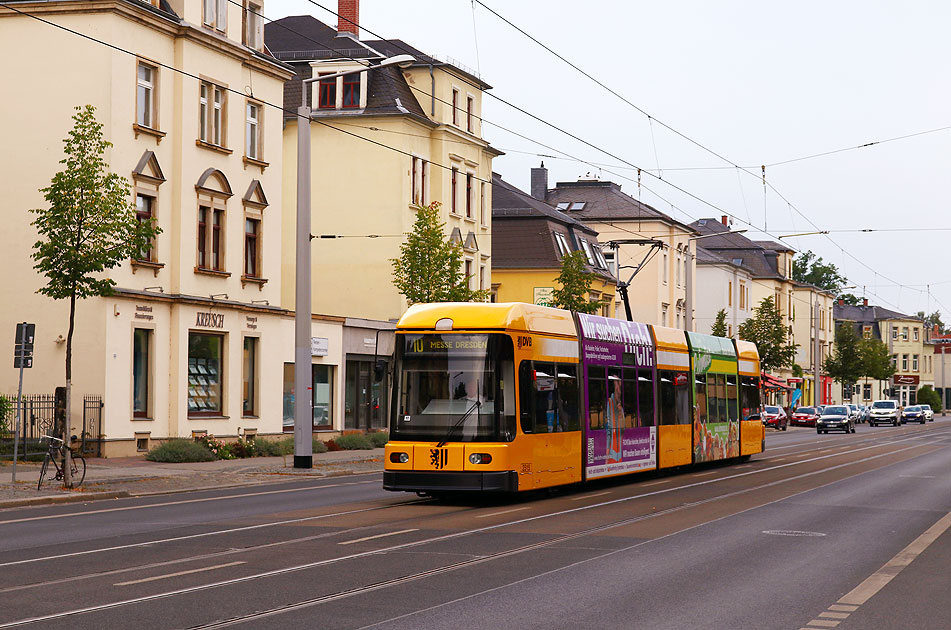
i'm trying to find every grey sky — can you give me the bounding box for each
[266,0,951,320]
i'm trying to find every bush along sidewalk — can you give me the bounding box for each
[145,432,387,463]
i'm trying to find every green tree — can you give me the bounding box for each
[859,337,896,381]
[823,322,864,385]
[738,296,798,373]
[550,250,599,313]
[916,385,942,413]
[793,250,858,303]
[916,310,946,335]
[710,308,728,337]
[31,105,159,487]
[391,201,489,304]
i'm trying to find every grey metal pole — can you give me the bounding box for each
[943,345,947,412]
[814,300,820,406]
[294,103,313,469]
[11,323,26,483]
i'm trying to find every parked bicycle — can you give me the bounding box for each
[37,434,85,490]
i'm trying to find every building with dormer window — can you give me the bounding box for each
[0,0,343,456]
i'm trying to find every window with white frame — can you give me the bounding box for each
[553,232,570,257]
[244,1,263,50]
[661,303,669,326]
[580,239,595,265]
[902,354,908,370]
[451,88,459,125]
[913,354,919,371]
[245,101,261,160]
[199,81,226,147]
[203,0,228,32]
[663,252,668,284]
[136,61,157,129]
[464,259,473,289]
[410,157,429,205]
[594,248,608,270]
[604,250,615,275]
[914,327,920,341]
[480,182,486,225]
[135,194,156,261]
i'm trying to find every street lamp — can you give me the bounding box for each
[294,54,415,469]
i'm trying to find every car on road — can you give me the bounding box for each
[817,405,855,434]
[790,406,820,427]
[847,403,861,423]
[901,405,926,424]
[761,406,788,430]
[919,404,935,421]
[868,400,901,426]
[858,405,870,423]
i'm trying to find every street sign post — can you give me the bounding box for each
[11,322,34,483]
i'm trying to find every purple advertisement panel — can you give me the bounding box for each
[578,314,657,479]
[577,314,654,368]
[586,426,656,479]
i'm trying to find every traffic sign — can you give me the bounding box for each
[13,322,35,369]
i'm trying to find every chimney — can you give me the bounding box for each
[721,215,728,226]
[530,161,548,201]
[862,298,868,307]
[338,0,359,37]
[838,298,844,306]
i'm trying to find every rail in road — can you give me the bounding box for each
[0,421,948,630]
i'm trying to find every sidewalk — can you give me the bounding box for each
[0,448,385,509]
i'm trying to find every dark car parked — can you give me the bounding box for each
[790,406,820,427]
[817,405,855,434]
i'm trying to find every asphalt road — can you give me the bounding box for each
[0,419,948,630]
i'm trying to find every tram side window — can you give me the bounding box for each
[534,362,557,433]
[638,369,655,426]
[658,370,675,425]
[519,361,534,434]
[622,368,638,428]
[607,368,624,431]
[588,367,606,430]
[740,376,761,420]
[716,374,728,422]
[696,373,708,423]
[726,375,738,421]
[556,364,581,431]
[675,371,690,424]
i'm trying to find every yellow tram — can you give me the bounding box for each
[384,303,764,494]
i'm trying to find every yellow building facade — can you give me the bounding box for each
[266,15,500,323]
[0,0,343,456]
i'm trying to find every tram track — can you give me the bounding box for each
[1,427,945,628]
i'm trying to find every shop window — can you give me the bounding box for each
[344,360,383,430]
[133,329,151,418]
[188,333,223,416]
[243,337,257,416]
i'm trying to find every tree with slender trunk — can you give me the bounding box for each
[711,308,728,337]
[737,296,798,374]
[391,201,489,304]
[31,105,159,487]
[550,250,599,314]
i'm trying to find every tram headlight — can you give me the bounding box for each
[469,453,492,465]
[390,452,409,464]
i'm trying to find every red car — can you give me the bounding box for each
[790,406,820,427]
[762,405,788,430]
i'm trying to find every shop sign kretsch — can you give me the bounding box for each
[195,312,224,329]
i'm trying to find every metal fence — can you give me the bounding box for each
[1,394,102,460]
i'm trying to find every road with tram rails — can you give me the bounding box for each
[0,420,948,630]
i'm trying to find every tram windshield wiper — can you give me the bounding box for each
[437,380,481,448]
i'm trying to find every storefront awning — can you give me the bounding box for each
[762,373,792,390]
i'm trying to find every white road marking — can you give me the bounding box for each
[570,491,611,501]
[899,475,935,479]
[828,605,857,612]
[475,507,529,519]
[819,612,849,619]
[693,471,718,477]
[0,478,379,525]
[0,435,942,630]
[115,562,245,586]
[338,529,419,545]
[838,510,951,606]
[641,479,671,487]
[805,621,839,627]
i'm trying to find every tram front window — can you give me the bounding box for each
[393,333,516,442]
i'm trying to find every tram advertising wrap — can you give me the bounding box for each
[578,313,657,479]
